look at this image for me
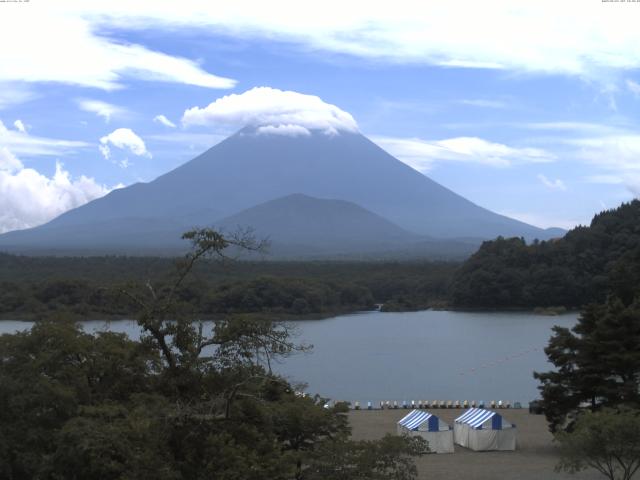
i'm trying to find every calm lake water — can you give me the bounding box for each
[0,310,577,405]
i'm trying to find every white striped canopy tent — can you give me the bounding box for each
[396,410,454,454]
[453,408,516,451]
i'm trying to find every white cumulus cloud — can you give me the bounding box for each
[78,99,128,122]
[182,87,358,135]
[0,147,23,172]
[374,135,555,172]
[537,174,567,191]
[0,146,115,233]
[153,114,176,128]
[13,120,27,133]
[99,128,151,160]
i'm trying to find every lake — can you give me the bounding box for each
[0,310,577,405]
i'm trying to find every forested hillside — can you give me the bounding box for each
[0,256,456,319]
[450,200,640,308]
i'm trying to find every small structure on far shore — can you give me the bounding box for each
[397,410,454,454]
[454,408,516,451]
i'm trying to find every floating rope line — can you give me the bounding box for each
[457,347,540,376]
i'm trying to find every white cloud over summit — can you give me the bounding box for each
[256,124,311,137]
[182,87,358,135]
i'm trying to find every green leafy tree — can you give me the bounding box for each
[303,434,427,480]
[49,401,180,480]
[0,228,425,479]
[535,295,640,432]
[0,321,158,479]
[556,408,640,480]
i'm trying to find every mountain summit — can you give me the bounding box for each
[0,127,562,256]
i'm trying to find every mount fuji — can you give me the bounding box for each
[0,126,563,257]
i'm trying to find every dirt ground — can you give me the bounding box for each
[349,408,610,480]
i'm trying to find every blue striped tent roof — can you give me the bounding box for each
[455,408,502,429]
[398,410,437,431]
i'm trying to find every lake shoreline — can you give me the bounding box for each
[0,307,370,323]
[0,306,580,323]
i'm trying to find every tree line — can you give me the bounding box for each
[449,200,640,309]
[0,256,455,320]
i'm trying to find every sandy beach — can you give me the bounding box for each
[349,408,608,480]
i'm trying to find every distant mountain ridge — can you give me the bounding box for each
[217,193,417,249]
[215,193,480,259]
[0,126,564,257]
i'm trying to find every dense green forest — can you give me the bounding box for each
[0,230,425,479]
[450,200,640,309]
[0,254,456,320]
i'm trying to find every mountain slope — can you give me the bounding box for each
[215,194,483,259]
[0,127,563,255]
[216,193,419,251]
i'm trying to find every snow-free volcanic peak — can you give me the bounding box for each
[0,125,563,255]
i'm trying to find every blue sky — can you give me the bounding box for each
[1,1,640,233]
